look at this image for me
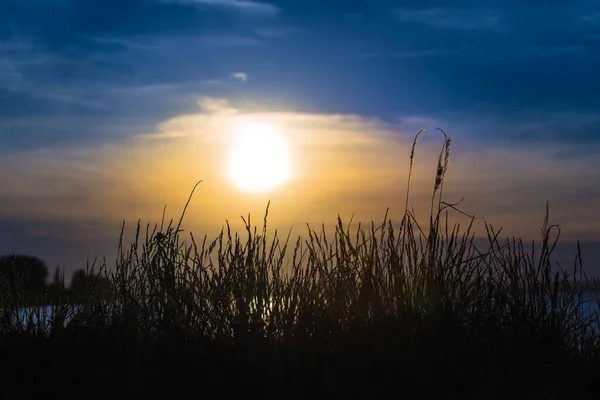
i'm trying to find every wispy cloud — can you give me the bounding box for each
[255,27,301,38]
[0,39,53,91]
[525,44,592,58]
[362,49,454,59]
[231,72,247,82]
[0,39,103,108]
[160,0,280,17]
[510,112,600,145]
[580,12,600,22]
[103,78,229,95]
[91,34,264,51]
[394,8,504,31]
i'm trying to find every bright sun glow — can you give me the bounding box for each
[227,121,291,192]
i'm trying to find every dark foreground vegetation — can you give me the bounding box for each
[1,131,599,399]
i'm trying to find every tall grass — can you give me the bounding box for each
[1,130,599,398]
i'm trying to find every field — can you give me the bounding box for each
[1,132,599,399]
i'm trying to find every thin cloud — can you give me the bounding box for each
[232,72,247,82]
[580,12,600,22]
[525,44,591,58]
[201,79,227,87]
[255,27,301,38]
[90,36,160,51]
[199,36,264,47]
[0,46,103,108]
[394,8,504,31]
[362,49,454,59]
[0,38,73,93]
[91,35,264,51]
[1,79,105,108]
[161,0,280,16]
[103,78,228,95]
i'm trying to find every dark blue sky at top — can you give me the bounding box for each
[1,0,600,151]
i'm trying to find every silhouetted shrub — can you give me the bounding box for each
[0,254,48,306]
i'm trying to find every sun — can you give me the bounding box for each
[227,121,291,192]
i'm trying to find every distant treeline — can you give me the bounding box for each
[0,254,111,306]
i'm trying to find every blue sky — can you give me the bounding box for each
[1,0,599,277]
[2,0,600,149]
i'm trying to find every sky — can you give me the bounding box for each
[1,0,599,278]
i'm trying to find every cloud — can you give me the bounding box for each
[102,78,229,96]
[255,27,301,38]
[1,97,599,276]
[232,72,247,82]
[90,35,264,51]
[394,7,504,31]
[524,44,592,58]
[580,12,600,22]
[0,38,74,94]
[362,49,454,59]
[2,97,599,248]
[160,0,280,17]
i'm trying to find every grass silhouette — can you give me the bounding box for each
[1,130,599,399]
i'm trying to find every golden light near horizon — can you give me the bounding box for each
[226,120,291,192]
